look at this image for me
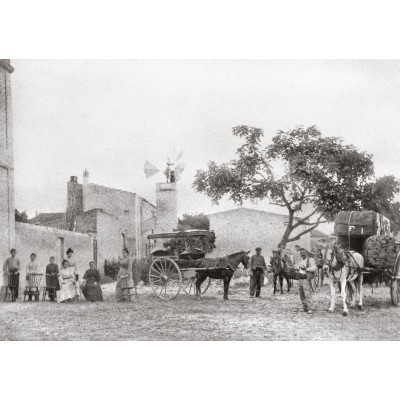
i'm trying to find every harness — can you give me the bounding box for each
[323,244,360,281]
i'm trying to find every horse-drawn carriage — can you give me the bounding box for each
[315,211,400,315]
[146,229,249,300]
[332,211,400,306]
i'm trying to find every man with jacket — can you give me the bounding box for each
[249,247,267,298]
[296,248,317,314]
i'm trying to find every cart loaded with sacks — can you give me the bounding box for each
[333,211,400,305]
[146,229,217,300]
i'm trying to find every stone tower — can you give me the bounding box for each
[156,182,177,233]
[0,60,15,284]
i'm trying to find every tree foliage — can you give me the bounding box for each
[165,213,216,254]
[15,209,28,223]
[362,175,400,234]
[193,125,374,247]
[178,213,210,230]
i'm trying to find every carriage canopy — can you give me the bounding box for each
[147,229,215,240]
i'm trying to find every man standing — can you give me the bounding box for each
[296,248,317,314]
[249,247,267,298]
[293,245,302,265]
[3,249,21,299]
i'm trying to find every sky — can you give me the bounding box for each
[9,60,400,233]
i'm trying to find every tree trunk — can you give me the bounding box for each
[278,209,294,254]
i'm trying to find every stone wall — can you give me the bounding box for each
[83,183,156,259]
[208,208,311,258]
[83,183,136,221]
[96,211,123,267]
[9,222,94,286]
[0,61,15,271]
[156,182,177,233]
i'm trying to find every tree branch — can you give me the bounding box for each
[292,209,319,229]
[286,216,327,242]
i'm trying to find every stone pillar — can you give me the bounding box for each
[0,60,15,285]
[156,182,178,233]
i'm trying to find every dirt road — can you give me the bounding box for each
[1,282,399,340]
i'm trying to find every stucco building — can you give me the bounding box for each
[30,172,157,267]
[207,208,311,258]
[1,60,158,288]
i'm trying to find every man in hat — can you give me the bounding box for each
[3,249,21,298]
[249,247,267,298]
[296,248,317,314]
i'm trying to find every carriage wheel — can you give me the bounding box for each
[149,257,182,300]
[182,276,211,296]
[390,253,400,306]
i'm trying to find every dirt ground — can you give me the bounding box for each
[1,280,399,340]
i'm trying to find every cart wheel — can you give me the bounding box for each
[391,253,400,306]
[182,276,211,296]
[149,257,182,300]
[390,280,399,306]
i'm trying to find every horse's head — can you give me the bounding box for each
[240,250,250,269]
[270,251,284,273]
[322,243,341,270]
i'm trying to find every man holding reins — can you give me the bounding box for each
[296,248,317,314]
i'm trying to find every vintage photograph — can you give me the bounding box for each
[1,59,400,341]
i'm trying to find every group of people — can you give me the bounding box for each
[2,247,137,303]
[4,244,318,312]
[248,246,317,315]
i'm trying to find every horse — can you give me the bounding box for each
[194,251,250,300]
[321,242,364,316]
[269,252,291,294]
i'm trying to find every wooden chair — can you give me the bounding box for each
[42,274,59,301]
[121,277,139,302]
[6,274,20,302]
[24,273,43,301]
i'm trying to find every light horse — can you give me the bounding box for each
[195,251,250,300]
[321,242,364,316]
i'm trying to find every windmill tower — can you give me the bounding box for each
[144,150,185,233]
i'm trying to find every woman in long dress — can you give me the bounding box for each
[66,248,80,299]
[25,253,39,301]
[58,259,78,303]
[115,248,134,302]
[82,262,103,302]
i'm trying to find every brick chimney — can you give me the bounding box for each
[66,176,83,230]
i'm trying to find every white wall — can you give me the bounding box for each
[0,63,15,270]
[96,211,123,266]
[208,208,310,259]
[4,222,94,287]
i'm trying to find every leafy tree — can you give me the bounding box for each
[193,125,374,248]
[362,175,400,234]
[165,213,215,254]
[178,213,210,230]
[15,209,28,223]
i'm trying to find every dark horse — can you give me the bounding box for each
[194,251,250,300]
[270,251,291,294]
